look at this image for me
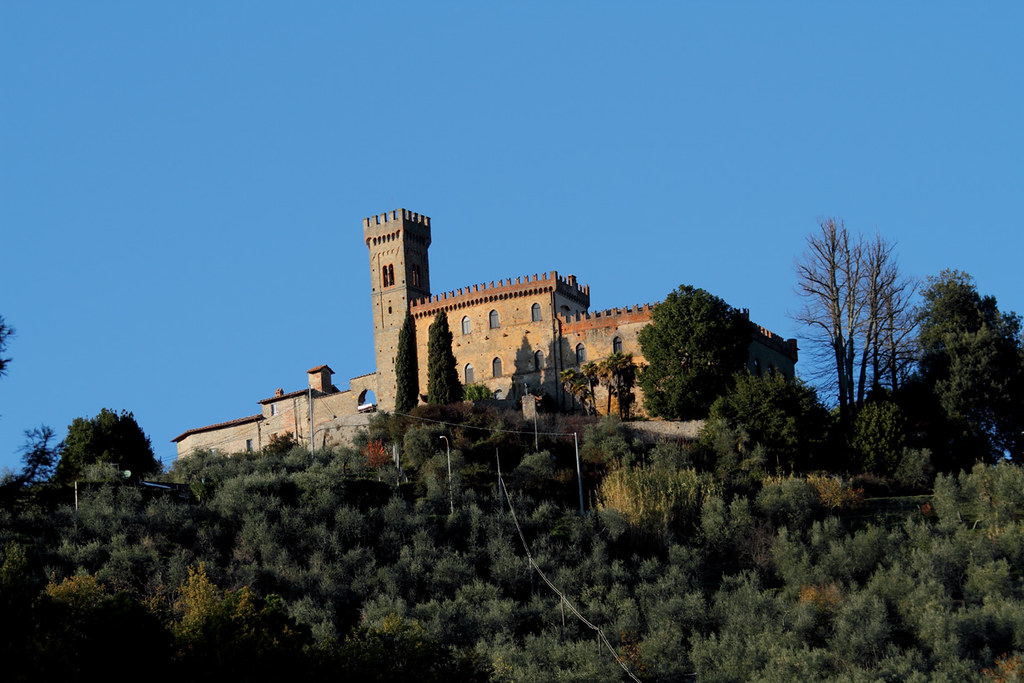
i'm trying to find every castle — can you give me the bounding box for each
[172,208,798,457]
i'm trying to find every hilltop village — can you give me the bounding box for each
[172,208,797,457]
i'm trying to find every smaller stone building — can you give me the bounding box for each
[172,365,375,456]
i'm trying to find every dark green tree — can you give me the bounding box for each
[395,312,419,414]
[699,372,831,474]
[16,425,58,485]
[638,285,750,420]
[850,400,906,476]
[54,408,159,483]
[915,270,1024,465]
[426,311,462,405]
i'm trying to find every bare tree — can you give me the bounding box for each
[794,219,915,422]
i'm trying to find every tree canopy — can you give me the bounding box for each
[699,372,832,475]
[394,312,419,414]
[426,311,462,405]
[54,408,159,483]
[638,285,749,420]
[914,270,1024,464]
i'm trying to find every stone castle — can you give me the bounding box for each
[173,208,798,457]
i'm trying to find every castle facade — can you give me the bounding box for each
[173,208,798,457]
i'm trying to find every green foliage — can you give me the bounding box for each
[701,372,831,474]
[54,408,159,484]
[426,311,462,405]
[756,475,819,529]
[15,424,58,485]
[395,312,419,414]
[172,563,309,676]
[462,383,493,401]
[638,284,750,420]
[599,351,639,418]
[335,614,489,681]
[915,269,1024,465]
[263,431,299,456]
[597,464,719,541]
[9,405,1024,680]
[851,400,907,475]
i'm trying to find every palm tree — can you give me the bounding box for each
[599,352,638,419]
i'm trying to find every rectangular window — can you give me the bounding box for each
[270,404,277,416]
[245,439,253,452]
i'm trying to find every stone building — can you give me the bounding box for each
[173,208,798,457]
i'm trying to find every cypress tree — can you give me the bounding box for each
[426,310,462,405]
[394,312,419,414]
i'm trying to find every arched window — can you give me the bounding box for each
[494,389,503,400]
[752,358,762,377]
[492,357,503,378]
[534,350,543,372]
[531,303,542,322]
[612,336,623,353]
[461,316,471,335]
[489,309,500,329]
[576,343,586,365]
[381,265,388,287]
[464,364,474,384]
[381,264,395,287]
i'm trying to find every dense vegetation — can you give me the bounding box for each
[2,229,1022,680]
[3,401,1024,681]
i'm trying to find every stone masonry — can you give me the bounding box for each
[172,208,798,458]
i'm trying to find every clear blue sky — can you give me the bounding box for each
[2,3,1021,474]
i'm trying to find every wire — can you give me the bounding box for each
[392,410,578,438]
[499,475,642,682]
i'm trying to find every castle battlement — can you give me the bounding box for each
[752,324,799,357]
[559,303,654,332]
[362,208,430,229]
[409,270,590,318]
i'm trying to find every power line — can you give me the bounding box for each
[499,474,642,682]
[392,410,579,438]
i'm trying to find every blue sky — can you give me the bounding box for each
[2,3,1021,474]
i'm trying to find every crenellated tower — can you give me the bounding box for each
[364,208,432,409]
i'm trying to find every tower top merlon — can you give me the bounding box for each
[362,208,432,245]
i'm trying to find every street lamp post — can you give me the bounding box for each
[439,436,453,514]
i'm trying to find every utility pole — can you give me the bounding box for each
[440,435,453,514]
[308,386,314,460]
[574,432,584,515]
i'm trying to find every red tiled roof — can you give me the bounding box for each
[307,364,334,374]
[258,388,310,404]
[172,414,264,443]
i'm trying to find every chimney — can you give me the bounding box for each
[307,365,334,393]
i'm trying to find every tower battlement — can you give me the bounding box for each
[363,208,432,248]
[362,208,430,229]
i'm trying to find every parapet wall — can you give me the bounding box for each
[409,270,590,319]
[362,208,430,230]
[750,324,799,360]
[559,303,653,333]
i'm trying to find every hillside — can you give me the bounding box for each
[2,407,1023,681]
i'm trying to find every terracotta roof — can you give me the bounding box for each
[172,414,264,443]
[258,388,311,404]
[307,364,334,374]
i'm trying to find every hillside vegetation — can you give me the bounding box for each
[3,404,1024,682]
